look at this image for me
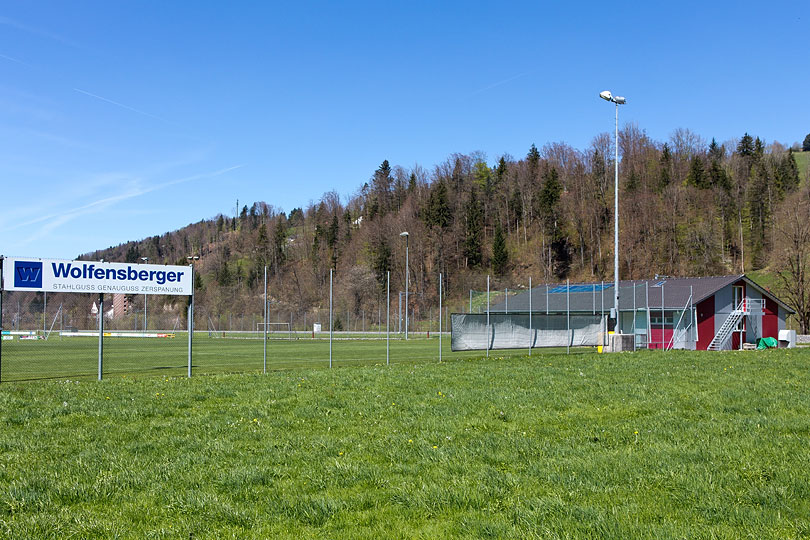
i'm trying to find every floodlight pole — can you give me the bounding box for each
[600,90,626,335]
[141,257,148,332]
[613,100,620,334]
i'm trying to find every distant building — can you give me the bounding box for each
[490,275,793,351]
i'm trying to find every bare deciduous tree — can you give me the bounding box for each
[774,188,810,333]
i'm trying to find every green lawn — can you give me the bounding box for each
[0,333,555,382]
[1,349,809,538]
[795,151,809,183]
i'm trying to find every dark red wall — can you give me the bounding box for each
[697,296,714,350]
[763,297,779,339]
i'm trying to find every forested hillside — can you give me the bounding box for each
[85,128,810,328]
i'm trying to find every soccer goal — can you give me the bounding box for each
[256,322,293,340]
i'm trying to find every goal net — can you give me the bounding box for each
[256,322,293,340]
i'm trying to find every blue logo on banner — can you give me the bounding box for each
[14,261,43,288]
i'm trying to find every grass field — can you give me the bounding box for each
[795,150,809,183]
[1,348,809,538]
[0,333,557,382]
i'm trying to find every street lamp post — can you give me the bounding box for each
[599,90,626,336]
[400,231,409,340]
[141,257,149,332]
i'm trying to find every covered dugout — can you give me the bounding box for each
[451,282,609,351]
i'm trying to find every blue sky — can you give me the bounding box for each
[0,1,806,260]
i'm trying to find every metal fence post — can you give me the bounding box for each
[601,280,605,347]
[263,265,267,374]
[0,257,4,383]
[329,269,333,369]
[566,279,570,355]
[633,283,636,350]
[188,264,194,378]
[439,273,442,362]
[661,284,665,350]
[646,281,650,349]
[486,275,490,357]
[386,271,390,366]
[691,285,696,344]
[528,276,532,357]
[98,293,104,381]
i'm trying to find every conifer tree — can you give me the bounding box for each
[272,219,287,274]
[423,181,451,230]
[463,188,483,267]
[492,223,508,276]
[737,133,755,157]
[371,235,391,291]
[537,167,563,227]
[685,156,707,188]
[527,144,540,178]
[658,143,672,191]
[777,149,800,193]
[256,223,269,264]
[708,138,724,161]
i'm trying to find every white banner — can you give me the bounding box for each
[2,257,192,296]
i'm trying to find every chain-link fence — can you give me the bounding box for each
[0,270,489,383]
[6,273,665,384]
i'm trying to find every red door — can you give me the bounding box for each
[649,327,673,349]
[697,296,714,350]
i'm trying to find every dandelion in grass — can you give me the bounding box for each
[432,445,438,449]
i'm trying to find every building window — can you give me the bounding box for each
[650,312,675,326]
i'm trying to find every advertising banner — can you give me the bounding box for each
[2,257,192,296]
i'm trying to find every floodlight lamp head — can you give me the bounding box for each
[599,90,613,101]
[614,96,626,104]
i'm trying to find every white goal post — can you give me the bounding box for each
[256,322,292,340]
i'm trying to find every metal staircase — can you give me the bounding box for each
[707,299,765,351]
